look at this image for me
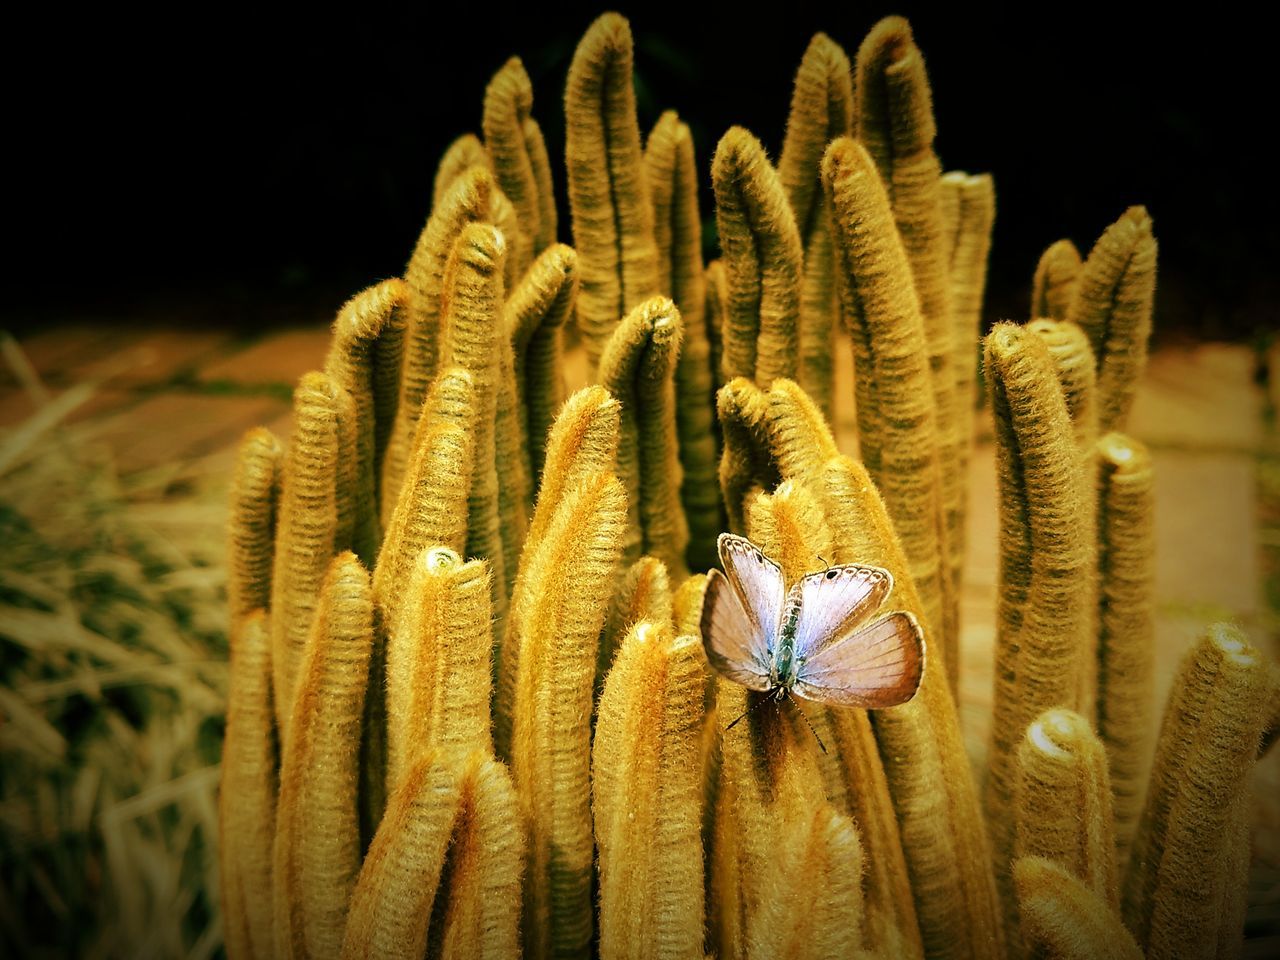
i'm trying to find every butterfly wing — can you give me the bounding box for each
[790,564,893,661]
[792,611,925,708]
[717,534,786,650]
[699,569,772,691]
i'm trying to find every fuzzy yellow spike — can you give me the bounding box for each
[779,34,854,252]
[1262,662,1280,758]
[496,384,620,754]
[646,111,705,320]
[711,674,864,960]
[432,134,489,210]
[1013,858,1143,960]
[1094,432,1155,867]
[820,709,922,959]
[341,751,461,960]
[510,471,627,959]
[745,480,831,584]
[817,452,1004,960]
[519,384,621,562]
[269,372,348,734]
[602,556,673,681]
[646,110,721,572]
[765,377,841,483]
[220,611,277,960]
[273,553,373,960]
[333,385,361,561]
[599,295,688,573]
[984,323,1090,925]
[672,572,708,634]
[1031,239,1082,322]
[759,805,867,960]
[593,621,706,960]
[745,478,924,959]
[385,548,492,793]
[712,126,803,388]
[341,750,524,960]
[1122,624,1273,958]
[373,368,476,618]
[491,185,522,295]
[778,33,854,423]
[855,17,962,657]
[716,376,839,507]
[939,171,995,592]
[371,308,406,474]
[796,212,839,426]
[228,427,282,628]
[716,377,778,535]
[1028,318,1099,715]
[431,753,526,960]
[385,166,492,516]
[437,221,517,626]
[324,279,409,565]
[1216,790,1253,960]
[524,124,557,255]
[368,368,477,839]
[484,56,549,277]
[495,297,530,596]
[821,136,952,676]
[565,12,659,370]
[704,258,728,397]
[1014,710,1117,913]
[1067,207,1157,433]
[506,243,578,491]
[1028,319,1098,454]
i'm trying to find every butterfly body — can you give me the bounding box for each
[700,534,925,710]
[768,594,802,689]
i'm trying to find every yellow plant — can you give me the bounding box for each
[217,11,1275,960]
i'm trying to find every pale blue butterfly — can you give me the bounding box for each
[700,534,925,740]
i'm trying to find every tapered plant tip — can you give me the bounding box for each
[566,9,658,370]
[1121,621,1271,957]
[484,55,544,272]
[453,221,505,275]
[1014,857,1144,960]
[433,134,489,208]
[228,425,283,627]
[1069,205,1157,433]
[1032,239,1083,321]
[712,125,802,387]
[523,383,622,553]
[778,31,853,237]
[1094,428,1154,869]
[599,295,687,571]
[1015,707,1118,919]
[857,16,935,174]
[858,16,917,85]
[1026,708,1088,759]
[486,56,533,143]
[386,164,495,517]
[594,620,706,959]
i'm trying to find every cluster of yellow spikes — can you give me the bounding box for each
[219,12,1279,960]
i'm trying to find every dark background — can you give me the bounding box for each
[7,4,1275,342]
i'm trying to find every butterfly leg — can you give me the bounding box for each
[785,692,828,755]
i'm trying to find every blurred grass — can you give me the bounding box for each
[0,340,228,959]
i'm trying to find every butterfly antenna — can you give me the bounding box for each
[816,553,830,572]
[726,691,775,731]
[794,702,828,754]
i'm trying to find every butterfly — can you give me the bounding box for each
[699,534,925,732]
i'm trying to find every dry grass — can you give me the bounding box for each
[0,341,228,959]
